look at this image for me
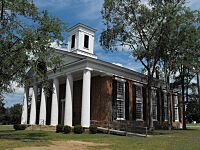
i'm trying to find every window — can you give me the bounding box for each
[163,94,168,121]
[152,90,157,120]
[71,34,75,48]
[174,96,179,121]
[136,85,143,120]
[116,81,125,120]
[84,34,89,48]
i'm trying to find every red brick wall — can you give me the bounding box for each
[73,80,82,125]
[128,81,133,120]
[91,76,113,122]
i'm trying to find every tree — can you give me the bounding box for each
[0,0,67,98]
[0,96,6,124]
[186,84,200,123]
[100,0,199,130]
[163,8,200,129]
[5,103,22,124]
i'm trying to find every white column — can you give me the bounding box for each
[39,87,46,125]
[21,87,29,124]
[51,78,59,126]
[29,85,37,125]
[81,69,91,127]
[64,74,73,126]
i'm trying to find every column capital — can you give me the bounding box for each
[65,73,73,77]
[84,67,93,71]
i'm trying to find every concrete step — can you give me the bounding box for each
[26,125,56,131]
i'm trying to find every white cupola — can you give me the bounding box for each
[67,23,97,59]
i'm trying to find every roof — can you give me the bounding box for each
[67,23,97,32]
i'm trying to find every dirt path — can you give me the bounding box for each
[11,140,110,150]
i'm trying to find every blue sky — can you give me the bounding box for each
[4,0,200,107]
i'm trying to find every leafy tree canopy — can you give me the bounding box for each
[100,0,200,129]
[0,0,67,97]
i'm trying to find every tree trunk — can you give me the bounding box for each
[186,76,189,103]
[164,62,172,130]
[197,73,200,104]
[181,68,186,130]
[147,74,154,130]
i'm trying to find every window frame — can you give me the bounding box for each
[163,92,168,121]
[116,79,126,120]
[71,34,75,49]
[84,34,89,49]
[152,89,157,121]
[174,95,179,121]
[135,84,143,121]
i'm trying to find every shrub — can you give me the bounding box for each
[73,125,84,134]
[89,125,97,134]
[63,125,71,134]
[13,124,27,130]
[56,124,64,133]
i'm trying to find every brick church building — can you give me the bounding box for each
[21,23,183,130]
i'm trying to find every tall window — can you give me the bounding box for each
[163,93,168,121]
[152,89,157,120]
[136,85,143,120]
[84,34,89,48]
[71,34,75,48]
[116,81,125,120]
[174,96,179,121]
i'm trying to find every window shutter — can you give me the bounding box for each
[142,86,147,121]
[125,81,129,120]
[132,84,136,120]
[157,89,160,121]
[112,79,117,120]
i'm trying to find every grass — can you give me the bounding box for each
[187,123,200,126]
[0,125,200,150]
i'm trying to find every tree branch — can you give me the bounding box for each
[1,0,4,21]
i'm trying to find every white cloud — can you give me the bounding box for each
[112,62,123,67]
[3,82,24,107]
[191,78,197,84]
[50,41,62,49]
[187,0,200,10]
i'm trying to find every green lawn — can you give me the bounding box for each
[0,125,200,150]
[187,123,200,126]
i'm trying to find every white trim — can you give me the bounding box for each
[115,77,126,82]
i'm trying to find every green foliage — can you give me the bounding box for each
[186,99,200,123]
[63,125,71,134]
[0,98,6,124]
[101,0,200,129]
[13,124,27,130]
[89,125,97,134]
[56,125,64,133]
[73,125,84,134]
[6,104,22,124]
[0,0,67,96]
[0,103,22,125]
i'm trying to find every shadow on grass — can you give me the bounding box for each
[0,131,48,142]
